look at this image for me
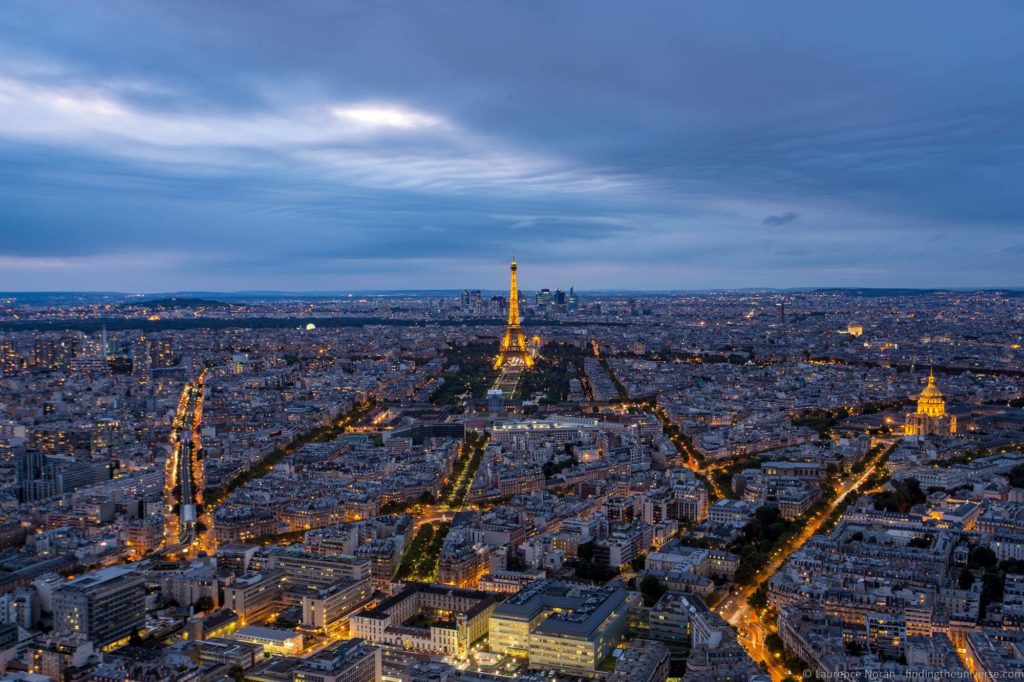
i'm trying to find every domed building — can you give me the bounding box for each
[904,370,957,436]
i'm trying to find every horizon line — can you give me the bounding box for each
[3,286,1024,297]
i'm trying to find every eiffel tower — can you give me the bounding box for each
[494,257,534,369]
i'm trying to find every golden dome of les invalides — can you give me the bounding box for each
[904,369,956,436]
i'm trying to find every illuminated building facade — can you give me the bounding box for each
[904,371,957,436]
[350,583,496,659]
[28,635,95,681]
[489,580,632,674]
[233,625,303,656]
[222,570,284,624]
[299,579,374,634]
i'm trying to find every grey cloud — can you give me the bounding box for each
[1,1,1023,290]
[762,212,800,227]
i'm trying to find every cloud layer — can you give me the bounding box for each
[1,1,1023,291]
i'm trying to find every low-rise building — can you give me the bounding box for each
[300,579,373,634]
[292,638,381,682]
[351,583,497,660]
[184,608,241,641]
[233,625,303,656]
[964,629,1024,680]
[222,570,284,625]
[607,639,669,682]
[489,579,633,674]
[707,499,754,527]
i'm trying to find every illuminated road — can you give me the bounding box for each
[649,396,894,678]
[162,371,207,553]
[718,442,894,680]
[178,406,197,546]
[413,509,456,529]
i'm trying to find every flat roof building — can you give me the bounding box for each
[52,567,145,649]
[264,549,371,588]
[351,583,497,660]
[233,625,303,657]
[607,639,670,682]
[223,570,284,625]
[489,579,633,674]
[293,638,381,682]
[298,578,374,635]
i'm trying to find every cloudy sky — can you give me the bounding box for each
[1,1,1023,292]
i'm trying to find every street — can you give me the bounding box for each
[717,443,893,680]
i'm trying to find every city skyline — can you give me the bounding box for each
[5,284,1024,298]
[1,269,1023,680]
[4,5,1024,679]
[3,2,1024,290]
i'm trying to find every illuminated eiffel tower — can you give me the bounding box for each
[494,257,534,369]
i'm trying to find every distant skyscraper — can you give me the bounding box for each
[15,450,111,503]
[33,336,76,371]
[776,302,785,324]
[459,289,482,313]
[149,339,174,368]
[132,339,151,379]
[15,450,52,503]
[567,287,578,314]
[0,340,19,374]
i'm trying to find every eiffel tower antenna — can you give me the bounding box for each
[494,257,534,369]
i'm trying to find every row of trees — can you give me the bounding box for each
[396,522,451,582]
[203,398,378,508]
[791,399,908,440]
[939,440,1024,467]
[872,477,926,513]
[790,407,854,438]
[442,432,488,507]
[731,505,805,586]
[644,400,706,470]
[597,355,629,400]
[431,341,500,405]
[516,342,590,403]
[751,443,897,606]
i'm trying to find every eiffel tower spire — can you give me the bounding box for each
[494,257,534,369]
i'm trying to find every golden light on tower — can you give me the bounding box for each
[494,257,534,369]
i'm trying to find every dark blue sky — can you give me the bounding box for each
[1,1,1023,291]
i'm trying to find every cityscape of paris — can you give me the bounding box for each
[2,3,1024,682]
